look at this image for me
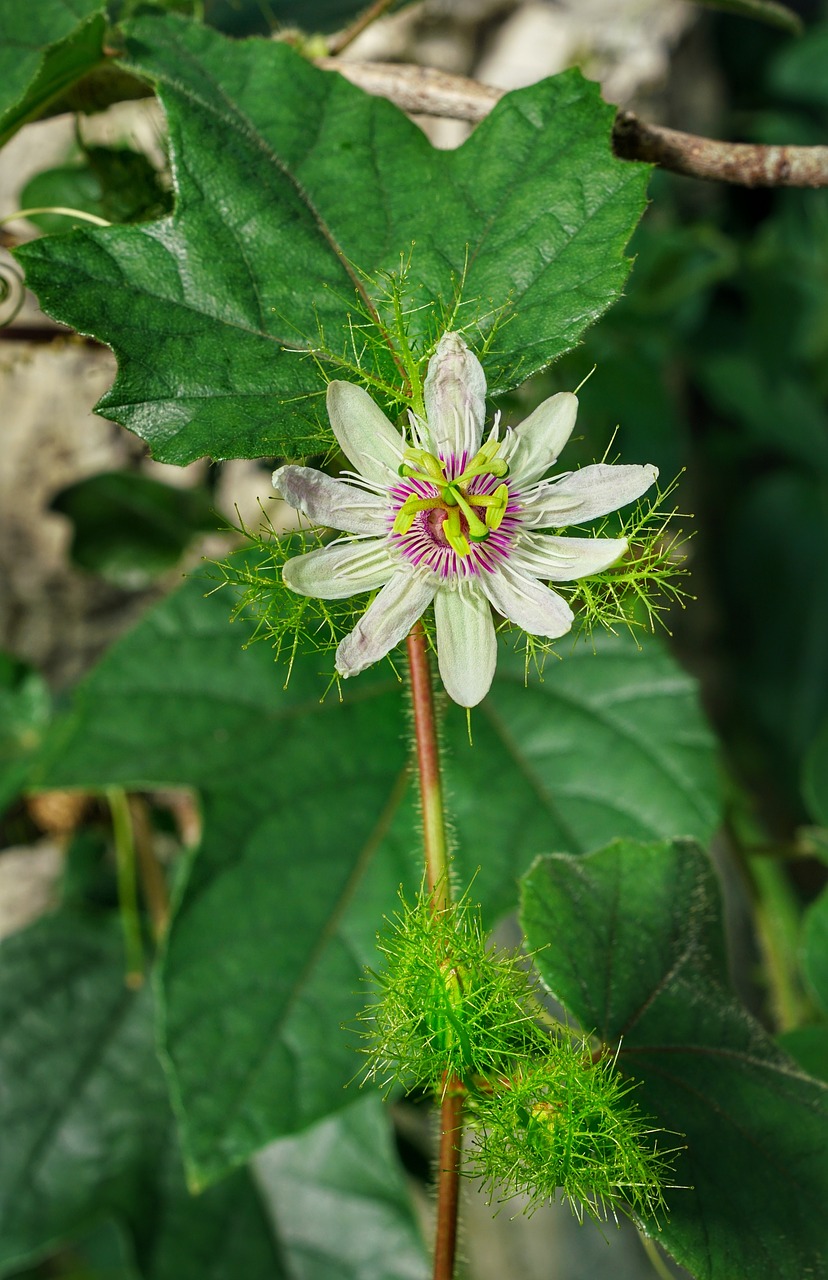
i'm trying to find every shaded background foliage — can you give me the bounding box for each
[1,2,828,1279]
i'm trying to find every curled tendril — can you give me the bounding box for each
[0,258,25,327]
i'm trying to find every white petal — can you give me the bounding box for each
[511,532,628,582]
[423,332,486,460]
[336,570,436,677]
[434,585,497,708]
[282,540,395,599]
[327,381,404,487]
[479,563,574,639]
[273,465,389,536]
[526,463,659,527]
[507,392,579,485]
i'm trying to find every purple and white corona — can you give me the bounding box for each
[273,332,658,707]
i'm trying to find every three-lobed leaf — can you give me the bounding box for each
[521,839,828,1280]
[0,0,107,147]
[16,13,649,463]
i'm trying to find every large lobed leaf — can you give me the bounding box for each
[30,571,720,1185]
[0,913,283,1279]
[0,912,426,1279]
[521,839,828,1280]
[15,13,649,463]
[0,0,106,146]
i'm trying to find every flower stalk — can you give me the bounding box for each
[406,621,462,1280]
[407,622,451,908]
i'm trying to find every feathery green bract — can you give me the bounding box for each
[362,885,674,1223]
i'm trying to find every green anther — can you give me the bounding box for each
[398,464,435,482]
[485,483,509,531]
[393,495,444,534]
[453,440,510,486]
[401,447,445,481]
[444,506,470,557]
[393,502,418,535]
[452,488,490,542]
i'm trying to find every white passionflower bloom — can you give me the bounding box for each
[273,333,658,708]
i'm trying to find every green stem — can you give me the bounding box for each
[107,788,145,989]
[406,622,461,1280]
[327,0,397,55]
[0,207,111,228]
[747,854,810,1032]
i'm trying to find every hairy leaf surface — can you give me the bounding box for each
[16,14,649,463]
[521,839,828,1280]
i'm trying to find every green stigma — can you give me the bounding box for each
[393,441,511,557]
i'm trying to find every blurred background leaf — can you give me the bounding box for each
[50,471,216,587]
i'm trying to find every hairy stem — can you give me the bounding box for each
[434,1088,463,1280]
[407,622,451,907]
[328,0,397,55]
[406,622,461,1280]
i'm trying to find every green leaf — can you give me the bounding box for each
[20,147,172,233]
[15,13,649,464]
[688,0,802,34]
[779,1025,828,1083]
[0,653,51,815]
[520,839,828,1280]
[770,22,828,107]
[51,470,217,586]
[803,716,828,826]
[0,913,165,1274]
[31,571,719,1184]
[256,1096,428,1280]
[0,0,107,148]
[0,911,419,1280]
[802,886,828,1015]
[201,0,394,36]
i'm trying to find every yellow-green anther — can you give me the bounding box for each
[393,495,444,533]
[444,506,470,557]
[485,483,509,531]
[452,488,490,542]
[401,447,445,481]
[392,500,419,535]
[453,440,509,486]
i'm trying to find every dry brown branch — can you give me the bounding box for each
[319,57,828,188]
[315,57,502,123]
[613,110,828,188]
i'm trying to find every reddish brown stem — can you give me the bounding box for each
[433,1087,464,1280]
[406,622,461,1279]
[406,622,450,908]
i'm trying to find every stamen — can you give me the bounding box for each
[453,439,510,485]
[484,483,509,531]
[443,506,470,558]
[392,494,444,534]
[450,487,490,543]
[399,447,445,482]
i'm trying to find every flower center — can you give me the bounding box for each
[391,441,510,559]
